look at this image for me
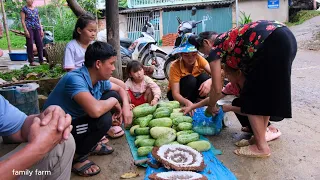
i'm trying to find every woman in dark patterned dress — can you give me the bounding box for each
[187,20,297,157]
[20,0,45,66]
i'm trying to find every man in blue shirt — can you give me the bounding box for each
[0,95,75,179]
[43,41,133,177]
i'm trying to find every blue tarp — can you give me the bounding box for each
[144,150,237,180]
[125,130,237,179]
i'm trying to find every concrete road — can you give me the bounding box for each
[1,17,319,180]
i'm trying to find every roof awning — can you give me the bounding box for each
[119,0,234,14]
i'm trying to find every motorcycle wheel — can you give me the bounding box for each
[164,55,178,80]
[143,52,166,80]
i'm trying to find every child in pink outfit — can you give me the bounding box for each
[125,61,161,108]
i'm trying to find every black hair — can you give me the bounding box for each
[189,31,218,49]
[84,41,117,68]
[126,60,143,76]
[72,13,96,40]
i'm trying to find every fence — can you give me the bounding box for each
[127,11,161,42]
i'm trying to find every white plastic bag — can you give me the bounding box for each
[16,83,39,93]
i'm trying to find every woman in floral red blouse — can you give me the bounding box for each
[189,20,297,157]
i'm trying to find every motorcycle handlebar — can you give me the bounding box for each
[176,16,182,24]
[195,20,202,25]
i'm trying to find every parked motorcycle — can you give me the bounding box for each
[163,17,203,79]
[120,20,167,80]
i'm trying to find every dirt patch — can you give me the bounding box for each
[154,79,169,100]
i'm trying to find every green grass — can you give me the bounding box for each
[0,31,26,50]
[286,10,320,26]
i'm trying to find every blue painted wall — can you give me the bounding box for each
[162,7,233,35]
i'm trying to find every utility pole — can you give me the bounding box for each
[0,0,11,52]
[106,0,122,79]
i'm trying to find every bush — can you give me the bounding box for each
[288,10,320,26]
[239,11,252,25]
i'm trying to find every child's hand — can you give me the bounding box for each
[150,99,158,106]
[129,104,135,110]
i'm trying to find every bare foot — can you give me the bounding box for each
[248,144,271,155]
[29,62,40,66]
[248,136,255,144]
[98,136,109,145]
[73,160,100,175]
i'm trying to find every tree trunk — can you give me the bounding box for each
[66,0,86,17]
[1,0,11,52]
[106,0,122,79]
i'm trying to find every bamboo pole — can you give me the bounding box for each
[0,0,12,52]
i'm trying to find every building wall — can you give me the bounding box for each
[236,0,289,22]
[119,14,128,38]
[162,6,233,35]
[33,0,52,7]
[97,15,127,38]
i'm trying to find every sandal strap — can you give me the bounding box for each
[72,161,101,176]
[73,154,90,164]
[91,143,114,155]
[74,161,96,173]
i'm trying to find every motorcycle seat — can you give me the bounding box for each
[120,38,133,48]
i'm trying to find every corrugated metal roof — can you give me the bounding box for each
[119,0,234,14]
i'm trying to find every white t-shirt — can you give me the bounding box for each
[97,29,125,42]
[63,39,86,69]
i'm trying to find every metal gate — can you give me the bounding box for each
[127,11,161,42]
[162,7,233,35]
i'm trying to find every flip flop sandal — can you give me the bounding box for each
[91,143,114,155]
[234,146,270,158]
[72,155,101,177]
[265,128,282,142]
[235,139,250,147]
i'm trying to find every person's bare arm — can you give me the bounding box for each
[73,92,119,118]
[20,11,30,38]
[208,59,222,113]
[223,104,246,115]
[198,64,212,97]
[181,91,226,116]
[171,83,193,106]
[4,105,73,144]
[2,115,37,144]
[109,77,126,89]
[110,82,133,128]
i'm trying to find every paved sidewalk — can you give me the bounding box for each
[0,49,29,72]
